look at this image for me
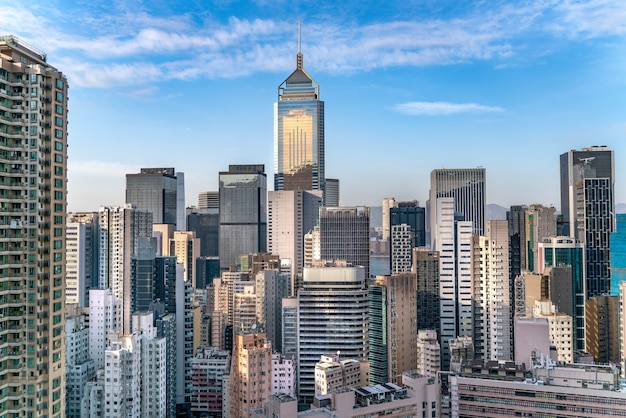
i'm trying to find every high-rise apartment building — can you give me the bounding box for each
[66,314,96,417]
[274,43,325,195]
[526,204,557,272]
[67,212,99,307]
[473,220,512,361]
[368,274,417,385]
[88,289,122,369]
[0,35,68,417]
[429,167,486,249]
[585,295,620,364]
[190,346,230,415]
[297,262,369,403]
[98,204,152,333]
[219,164,267,271]
[267,189,322,293]
[560,146,615,296]
[228,333,272,418]
[416,330,441,378]
[318,206,370,278]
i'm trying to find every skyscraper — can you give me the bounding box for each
[267,189,322,293]
[436,197,473,370]
[560,146,614,296]
[218,164,267,271]
[0,35,68,417]
[274,40,325,195]
[429,167,486,249]
[297,262,368,403]
[126,167,180,226]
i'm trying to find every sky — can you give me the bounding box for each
[1,0,625,212]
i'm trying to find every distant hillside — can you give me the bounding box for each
[487,204,508,220]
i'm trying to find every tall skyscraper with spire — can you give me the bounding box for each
[274,25,325,196]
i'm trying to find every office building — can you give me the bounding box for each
[525,204,557,272]
[324,178,339,206]
[281,297,298,358]
[507,205,527,280]
[413,248,440,334]
[228,333,273,418]
[381,197,396,241]
[267,190,323,293]
[390,201,426,248]
[198,191,219,209]
[219,164,267,271]
[318,206,370,278]
[297,262,369,403]
[274,41,325,195]
[436,197,473,370]
[98,204,152,333]
[0,35,68,417]
[620,282,626,377]
[537,236,585,350]
[187,206,219,257]
[429,167,486,248]
[560,146,615,296]
[610,213,626,295]
[368,274,417,385]
[126,167,180,226]
[451,359,626,417]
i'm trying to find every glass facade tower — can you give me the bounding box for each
[560,146,614,297]
[274,48,325,195]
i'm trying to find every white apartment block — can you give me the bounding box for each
[533,300,573,363]
[66,222,86,306]
[390,224,413,274]
[272,353,296,397]
[416,329,441,378]
[104,334,141,418]
[89,288,121,369]
[437,197,473,369]
[474,220,512,361]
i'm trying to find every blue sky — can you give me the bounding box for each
[2,0,625,212]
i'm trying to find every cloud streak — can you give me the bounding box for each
[2,1,625,88]
[393,102,506,116]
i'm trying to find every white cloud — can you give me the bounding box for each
[393,101,505,116]
[3,1,625,88]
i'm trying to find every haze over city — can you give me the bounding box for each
[1,0,625,211]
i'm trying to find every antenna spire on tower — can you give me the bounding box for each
[296,18,303,70]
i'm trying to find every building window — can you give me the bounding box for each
[55,129,63,139]
[55,117,63,127]
[55,104,63,114]
[56,79,63,89]
[54,141,63,151]
[56,92,63,101]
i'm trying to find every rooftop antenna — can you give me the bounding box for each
[297,18,303,70]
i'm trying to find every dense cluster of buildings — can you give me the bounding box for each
[1,34,626,418]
